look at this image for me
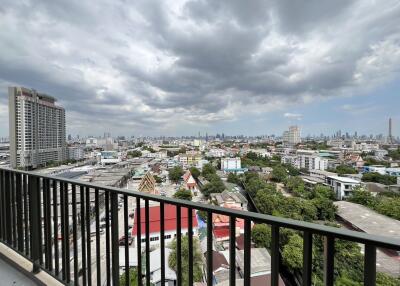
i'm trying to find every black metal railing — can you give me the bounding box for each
[0,167,399,286]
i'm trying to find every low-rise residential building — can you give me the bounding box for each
[326,175,360,200]
[221,157,245,173]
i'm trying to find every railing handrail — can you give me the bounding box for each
[2,167,400,251]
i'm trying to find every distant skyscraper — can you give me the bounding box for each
[9,87,66,169]
[388,118,393,143]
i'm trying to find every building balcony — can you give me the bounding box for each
[0,167,399,286]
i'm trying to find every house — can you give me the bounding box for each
[212,250,230,284]
[182,170,199,196]
[210,190,248,210]
[344,154,364,169]
[132,204,198,247]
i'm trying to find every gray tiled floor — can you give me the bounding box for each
[0,257,37,286]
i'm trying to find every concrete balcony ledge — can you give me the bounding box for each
[0,243,63,286]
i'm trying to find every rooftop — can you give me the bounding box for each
[334,201,400,240]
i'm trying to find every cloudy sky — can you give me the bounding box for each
[1,0,400,138]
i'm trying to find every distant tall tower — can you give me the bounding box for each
[388,118,393,143]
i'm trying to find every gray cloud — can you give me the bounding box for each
[0,0,399,136]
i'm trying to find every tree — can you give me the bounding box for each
[282,234,303,270]
[227,172,240,184]
[202,163,217,180]
[189,167,200,179]
[201,178,225,197]
[168,166,184,183]
[348,186,375,206]
[311,197,336,221]
[154,175,163,184]
[173,189,192,201]
[362,172,397,185]
[271,165,288,182]
[334,165,358,175]
[119,268,138,285]
[312,185,335,200]
[245,177,268,197]
[169,236,203,285]
[252,224,271,248]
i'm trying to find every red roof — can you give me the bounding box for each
[213,228,230,239]
[132,204,198,236]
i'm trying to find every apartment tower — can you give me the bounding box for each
[9,87,66,169]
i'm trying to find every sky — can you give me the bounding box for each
[0,0,400,138]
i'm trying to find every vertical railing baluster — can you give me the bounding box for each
[364,244,376,286]
[64,182,70,283]
[38,177,43,266]
[54,180,59,276]
[60,181,66,280]
[229,216,236,286]
[46,179,53,271]
[176,206,182,286]
[95,189,101,285]
[303,231,313,286]
[72,184,78,284]
[207,211,212,286]
[145,199,150,286]
[23,174,29,256]
[271,225,280,286]
[0,170,3,242]
[42,178,49,269]
[15,173,23,252]
[11,172,16,248]
[243,219,251,286]
[80,185,87,286]
[29,175,41,273]
[86,187,92,286]
[110,192,119,285]
[188,207,193,286]
[136,197,142,286]
[105,192,111,285]
[324,235,334,286]
[5,171,11,245]
[160,202,165,286]
[124,194,129,286]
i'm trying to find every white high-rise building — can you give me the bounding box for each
[283,126,301,145]
[9,87,66,169]
[221,157,241,172]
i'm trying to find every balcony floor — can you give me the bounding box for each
[0,256,37,286]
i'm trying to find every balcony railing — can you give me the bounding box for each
[0,167,399,286]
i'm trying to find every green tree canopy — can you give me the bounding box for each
[168,236,203,285]
[119,268,138,285]
[251,224,271,248]
[173,189,192,201]
[168,166,184,183]
[202,163,217,180]
[189,167,200,179]
[271,165,288,182]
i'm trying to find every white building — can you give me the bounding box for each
[85,137,98,148]
[98,151,121,165]
[326,175,360,200]
[132,205,198,248]
[221,157,241,172]
[67,146,85,161]
[9,86,66,169]
[207,148,226,158]
[283,126,301,145]
[298,154,328,171]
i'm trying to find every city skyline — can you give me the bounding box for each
[1,1,400,137]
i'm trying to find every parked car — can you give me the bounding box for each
[119,235,133,245]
